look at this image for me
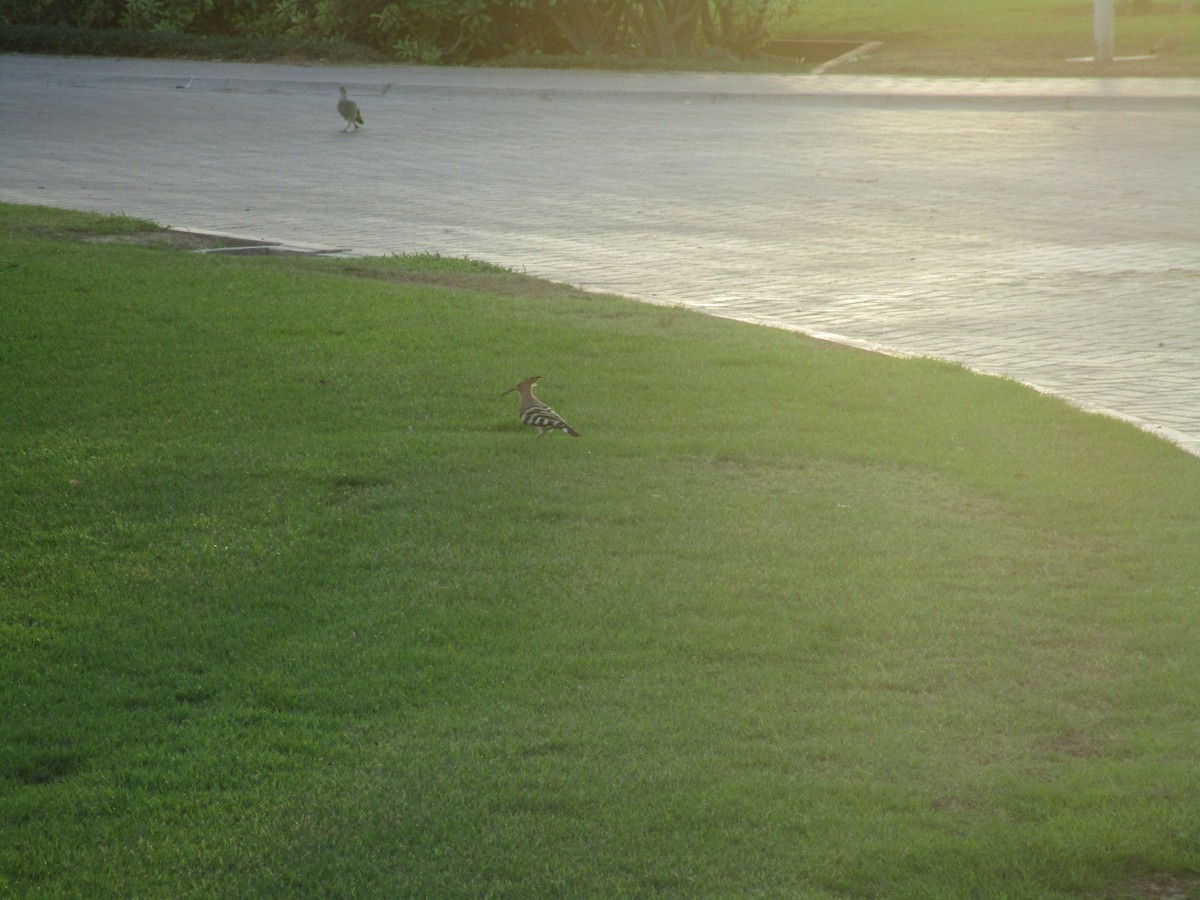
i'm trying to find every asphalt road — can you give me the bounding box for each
[2,54,1198,456]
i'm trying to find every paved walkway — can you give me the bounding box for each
[3,54,1198,456]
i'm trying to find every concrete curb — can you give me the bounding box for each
[9,53,1200,110]
[118,75,1200,110]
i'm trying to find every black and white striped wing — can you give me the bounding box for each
[520,403,569,431]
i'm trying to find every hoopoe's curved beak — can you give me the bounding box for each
[503,376,542,396]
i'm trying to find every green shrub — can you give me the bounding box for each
[0,23,385,61]
[0,0,800,63]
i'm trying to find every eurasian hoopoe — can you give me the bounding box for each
[337,86,364,132]
[502,376,581,437]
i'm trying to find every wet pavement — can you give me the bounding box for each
[2,54,1197,455]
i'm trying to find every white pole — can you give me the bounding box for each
[1094,0,1114,64]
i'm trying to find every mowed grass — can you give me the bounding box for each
[2,204,1199,897]
[784,0,1200,77]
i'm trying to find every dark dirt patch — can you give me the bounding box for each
[83,230,266,252]
[1106,873,1200,899]
[31,220,606,300]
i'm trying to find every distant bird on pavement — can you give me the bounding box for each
[1153,32,1182,53]
[337,86,364,132]
[503,376,581,437]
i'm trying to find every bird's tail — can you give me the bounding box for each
[566,427,581,437]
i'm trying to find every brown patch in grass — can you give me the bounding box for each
[314,263,592,301]
[1106,873,1200,899]
[83,229,263,251]
[57,223,596,299]
[1039,728,1109,759]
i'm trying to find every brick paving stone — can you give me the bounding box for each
[2,54,1197,456]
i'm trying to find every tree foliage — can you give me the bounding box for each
[0,0,798,62]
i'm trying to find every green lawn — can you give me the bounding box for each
[2,204,1199,897]
[784,0,1200,76]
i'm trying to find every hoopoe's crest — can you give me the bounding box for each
[502,376,581,437]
